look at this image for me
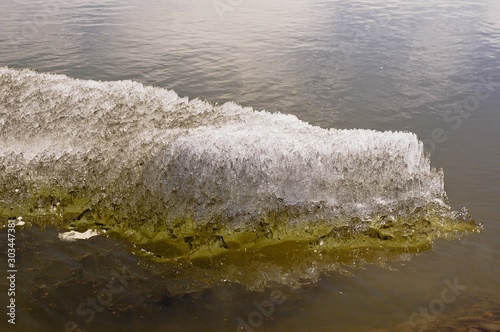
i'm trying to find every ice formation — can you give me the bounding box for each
[0,67,475,262]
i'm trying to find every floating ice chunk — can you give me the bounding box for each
[16,217,25,226]
[0,67,463,231]
[0,67,479,290]
[57,229,101,242]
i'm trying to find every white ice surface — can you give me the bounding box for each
[0,67,448,227]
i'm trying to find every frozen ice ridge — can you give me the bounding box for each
[0,67,469,238]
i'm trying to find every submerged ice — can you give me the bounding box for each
[0,67,476,265]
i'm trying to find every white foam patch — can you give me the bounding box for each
[16,217,25,226]
[57,229,101,242]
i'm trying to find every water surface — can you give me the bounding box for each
[1,0,500,331]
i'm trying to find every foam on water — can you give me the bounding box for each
[0,67,477,287]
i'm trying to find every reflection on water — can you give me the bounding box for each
[1,0,500,331]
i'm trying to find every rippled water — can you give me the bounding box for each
[1,0,500,331]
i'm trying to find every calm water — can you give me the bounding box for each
[1,0,500,331]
